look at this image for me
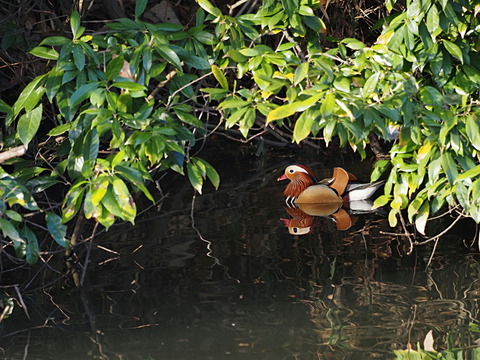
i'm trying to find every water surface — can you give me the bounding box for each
[1,144,479,359]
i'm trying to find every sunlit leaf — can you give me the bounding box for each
[441,151,458,184]
[415,202,429,235]
[456,165,480,183]
[18,104,43,146]
[363,72,380,98]
[341,38,366,50]
[266,93,322,123]
[0,218,26,258]
[443,40,463,63]
[29,46,59,60]
[211,64,229,90]
[293,108,315,143]
[13,74,46,116]
[320,91,335,117]
[113,177,136,223]
[115,165,154,202]
[101,186,124,219]
[293,62,309,86]
[196,0,222,17]
[187,161,203,194]
[111,82,146,91]
[388,208,398,227]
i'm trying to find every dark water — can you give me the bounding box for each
[1,143,480,359]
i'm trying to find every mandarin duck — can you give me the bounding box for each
[277,164,384,207]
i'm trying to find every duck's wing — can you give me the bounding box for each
[327,167,350,196]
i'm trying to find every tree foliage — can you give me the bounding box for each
[0,0,479,262]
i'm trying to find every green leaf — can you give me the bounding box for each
[5,210,22,222]
[239,107,255,137]
[70,11,84,39]
[29,46,59,60]
[112,177,136,223]
[115,165,154,202]
[443,40,463,63]
[13,74,46,116]
[371,159,390,181]
[101,186,124,219]
[62,182,86,222]
[426,3,440,37]
[46,67,63,101]
[106,55,125,81]
[293,108,315,143]
[341,38,366,50]
[20,226,39,264]
[135,0,148,17]
[0,98,13,120]
[211,65,229,90]
[227,49,248,63]
[174,109,204,127]
[333,76,350,93]
[187,161,203,194]
[320,91,335,117]
[46,212,69,249]
[388,208,398,227]
[363,72,380,98]
[225,106,248,128]
[0,219,26,258]
[415,202,430,235]
[111,81,147,92]
[373,195,390,208]
[193,158,220,190]
[441,151,458,184]
[70,82,100,107]
[281,0,297,18]
[91,176,110,206]
[72,44,85,71]
[48,123,71,136]
[293,62,309,86]
[219,98,249,109]
[155,44,182,69]
[196,0,222,17]
[465,115,480,150]
[83,129,99,168]
[388,25,406,51]
[456,164,480,183]
[266,93,322,123]
[40,36,70,46]
[17,104,43,146]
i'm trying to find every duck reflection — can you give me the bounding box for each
[281,200,381,234]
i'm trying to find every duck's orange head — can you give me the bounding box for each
[277,164,318,200]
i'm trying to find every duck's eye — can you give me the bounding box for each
[288,168,295,174]
[293,227,298,233]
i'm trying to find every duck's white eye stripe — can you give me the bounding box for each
[288,165,308,174]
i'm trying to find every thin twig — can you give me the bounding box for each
[426,237,440,267]
[14,285,30,319]
[414,214,463,246]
